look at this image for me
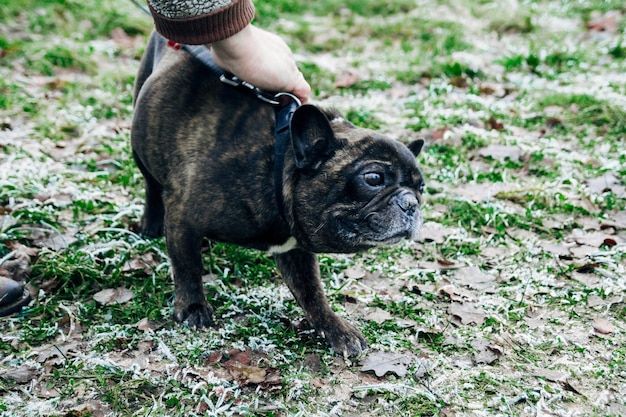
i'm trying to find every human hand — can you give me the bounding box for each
[211,25,311,104]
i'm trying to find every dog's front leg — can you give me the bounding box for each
[274,248,367,357]
[165,217,213,328]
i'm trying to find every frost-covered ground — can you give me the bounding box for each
[1,0,625,416]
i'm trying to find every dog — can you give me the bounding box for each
[131,31,425,357]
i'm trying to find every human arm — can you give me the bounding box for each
[147,0,311,103]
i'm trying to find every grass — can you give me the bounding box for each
[1,0,625,416]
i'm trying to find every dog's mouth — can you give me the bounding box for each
[334,211,421,248]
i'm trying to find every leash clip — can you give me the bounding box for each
[273,92,302,108]
[220,73,283,106]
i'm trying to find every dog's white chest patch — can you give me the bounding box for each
[267,237,298,254]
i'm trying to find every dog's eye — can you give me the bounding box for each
[364,172,384,187]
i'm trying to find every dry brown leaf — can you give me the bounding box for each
[416,222,457,243]
[0,366,37,384]
[486,116,505,131]
[335,69,359,88]
[587,295,622,307]
[471,339,502,365]
[225,362,266,385]
[586,173,625,196]
[439,281,476,302]
[592,317,616,335]
[67,399,112,417]
[534,369,567,382]
[539,241,572,257]
[363,307,393,324]
[360,351,414,378]
[601,211,626,229]
[570,232,621,248]
[122,252,160,275]
[93,287,134,305]
[448,302,486,325]
[569,245,597,259]
[343,265,366,279]
[456,182,511,202]
[135,317,160,332]
[453,266,496,291]
[20,225,78,251]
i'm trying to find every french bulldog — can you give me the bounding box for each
[131,31,425,357]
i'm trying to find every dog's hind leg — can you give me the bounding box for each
[133,150,165,238]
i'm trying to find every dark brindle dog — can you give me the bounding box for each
[131,31,425,357]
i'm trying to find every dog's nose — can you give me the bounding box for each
[397,191,418,214]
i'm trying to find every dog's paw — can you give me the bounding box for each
[174,303,214,329]
[139,220,164,239]
[317,317,368,358]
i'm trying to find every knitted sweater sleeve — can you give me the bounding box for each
[147,0,255,45]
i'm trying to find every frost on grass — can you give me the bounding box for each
[1,0,626,416]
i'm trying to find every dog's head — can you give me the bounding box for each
[285,105,425,253]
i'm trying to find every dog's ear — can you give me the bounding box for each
[407,138,425,157]
[290,104,335,170]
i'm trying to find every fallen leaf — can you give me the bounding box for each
[453,266,496,291]
[601,211,626,229]
[35,341,81,373]
[587,295,621,307]
[486,115,505,131]
[67,399,112,417]
[135,317,160,332]
[363,307,393,324]
[448,302,486,325]
[534,369,567,382]
[416,222,457,243]
[122,252,160,275]
[360,351,414,378]
[439,281,476,302]
[586,173,625,196]
[0,366,37,384]
[93,287,134,305]
[20,225,78,251]
[203,350,223,366]
[259,367,282,391]
[225,362,267,385]
[568,245,597,259]
[343,265,366,279]
[471,339,502,365]
[457,182,512,202]
[592,317,616,335]
[539,241,572,257]
[335,69,359,88]
[570,232,621,248]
